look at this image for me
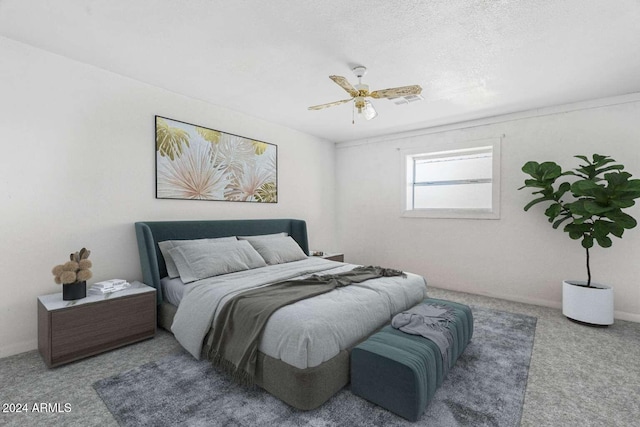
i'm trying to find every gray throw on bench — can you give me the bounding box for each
[391,303,457,376]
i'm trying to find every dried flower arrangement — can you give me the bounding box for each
[52,248,93,284]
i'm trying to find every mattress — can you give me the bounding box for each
[171,257,428,369]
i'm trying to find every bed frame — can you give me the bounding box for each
[134,219,348,410]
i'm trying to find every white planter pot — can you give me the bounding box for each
[562,280,614,325]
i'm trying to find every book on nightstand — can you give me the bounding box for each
[88,279,131,295]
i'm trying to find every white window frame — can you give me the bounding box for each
[400,138,501,219]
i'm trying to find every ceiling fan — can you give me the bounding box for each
[308,66,422,122]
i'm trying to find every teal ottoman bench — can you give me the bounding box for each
[350,298,473,422]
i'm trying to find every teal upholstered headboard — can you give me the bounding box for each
[135,219,309,304]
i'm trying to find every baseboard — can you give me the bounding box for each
[433,286,639,323]
[484,291,640,323]
[479,291,563,311]
[614,311,640,323]
[434,286,563,312]
[0,339,37,358]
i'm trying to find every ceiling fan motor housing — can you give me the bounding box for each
[355,83,370,97]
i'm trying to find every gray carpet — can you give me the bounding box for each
[93,306,536,426]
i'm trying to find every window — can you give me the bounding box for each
[401,138,501,219]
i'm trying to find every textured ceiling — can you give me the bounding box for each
[1,0,639,142]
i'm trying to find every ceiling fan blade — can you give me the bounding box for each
[370,85,422,99]
[329,75,359,97]
[308,98,353,110]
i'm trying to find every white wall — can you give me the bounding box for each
[0,37,336,357]
[336,97,640,321]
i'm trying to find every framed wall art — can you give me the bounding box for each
[155,116,277,203]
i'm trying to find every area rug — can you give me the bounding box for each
[94,306,536,426]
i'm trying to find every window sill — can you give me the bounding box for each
[401,209,500,220]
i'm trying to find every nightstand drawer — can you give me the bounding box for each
[38,283,156,367]
[50,294,155,365]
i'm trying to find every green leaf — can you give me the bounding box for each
[539,162,562,181]
[565,200,590,217]
[574,155,590,163]
[521,161,540,177]
[570,180,603,197]
[565,223,592,240]
[593,220,624,239]
[524,196,552,211]
[610,199,635,209]
[554,182,571,199]
[573,216,587,225]
[622,179,640,191]
[565,223,592,234]
[581,235,594,249]
[616,179,640,200]
[604,171,631,188]
[594,164,624,175]
[552,215,572,229]
[595,234,612,248]
[583,200,615,215]
[544,203,562,220]
[522,179,548,189]
[610,223,624,238]
[604,210,637,229]
[576,165,596,178]
[568,230,583,239]
[592,220,609,238]
[593,157,615,168]
[592,154,609,165]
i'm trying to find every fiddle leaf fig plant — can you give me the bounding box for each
[519,154,640,287]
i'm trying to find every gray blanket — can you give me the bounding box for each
[205,266,406,385]
[391,303,456,375]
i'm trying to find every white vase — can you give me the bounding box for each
[562,280,614,325]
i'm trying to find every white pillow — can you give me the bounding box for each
[158,237,237,278]
[245,236,308,265]
[168,240,266,283]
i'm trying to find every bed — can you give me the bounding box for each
[135,218,427,410]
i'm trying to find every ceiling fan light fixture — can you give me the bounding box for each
[362,100,377,120]
[354,97,377,120]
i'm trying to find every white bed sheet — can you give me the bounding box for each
[171,257,428,369]
[160,276,186,307]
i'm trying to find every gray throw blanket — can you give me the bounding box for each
[204,266,405,385]
[391,303,456,375]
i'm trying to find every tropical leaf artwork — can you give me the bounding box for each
[155,116,277,202]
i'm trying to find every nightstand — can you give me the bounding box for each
[37,281,156,368]
[321,253,344,262]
